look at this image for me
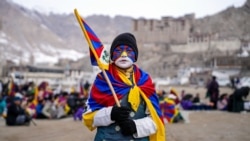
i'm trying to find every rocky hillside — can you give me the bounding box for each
[0,0,132,64]
[193,0,250,39]
[0,0,249,76]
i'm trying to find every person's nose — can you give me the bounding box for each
[120,51,128,57]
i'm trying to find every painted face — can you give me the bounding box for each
[113,45,135,69]
[112,45,136,62]
[114,56,133,69]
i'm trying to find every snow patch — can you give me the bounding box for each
[0,32,7,37]
[40,24,48,30]
[31,45,86,64]
[40,44,57,53]
[56,49,85,61]
[33,51,58,64]
[0,38,8,45]
[11,44,22,51]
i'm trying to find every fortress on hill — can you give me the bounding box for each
[130,10,250,78]
[132,14,195,44]
[132,14,218,45]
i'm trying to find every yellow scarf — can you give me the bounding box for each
[117,67,166,141]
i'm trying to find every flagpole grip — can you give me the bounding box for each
[102,70,121,107]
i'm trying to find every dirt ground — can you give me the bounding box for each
[0,86,249,141]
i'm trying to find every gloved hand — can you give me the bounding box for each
[118,119,137,136]
[111,106,131,121]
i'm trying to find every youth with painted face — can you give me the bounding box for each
[83,33,165,141]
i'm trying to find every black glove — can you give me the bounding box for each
[111,106,131,121]
[118,119,137,136]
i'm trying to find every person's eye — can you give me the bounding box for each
[114,50,121,53]
[127,49,133,52]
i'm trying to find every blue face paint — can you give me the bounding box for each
[112,45,136,62]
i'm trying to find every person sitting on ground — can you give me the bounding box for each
[192,93,202,110]
[74,99,86,121]
[36,96,56,119]
[6,96,31,126]
[181,93,212,110]
[192,93,200,104]
[217,93,228,111]
[42,96,58,119]
[22,93,36,118]
[0,94,7,118]
[56,92,70,118]
[35,99,46,119]
[180,94,194,110]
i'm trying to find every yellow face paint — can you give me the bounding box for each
[121,51,128,57]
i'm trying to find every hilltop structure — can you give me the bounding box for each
[132,14,195,45]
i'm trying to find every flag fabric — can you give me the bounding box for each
[83,63,165,140]
[8,81,16,96]
[31,86,39,106]
[74,9,109,70]
[160,97,178,123]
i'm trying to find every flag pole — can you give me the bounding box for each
[74,9,120,107]
[101,70,121,107]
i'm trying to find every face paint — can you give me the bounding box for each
[114,56,134,69]
[112,45,136,62]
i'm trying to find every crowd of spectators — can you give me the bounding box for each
[0,78,90,126]
[156,76,250,124]
[1,75,249,127]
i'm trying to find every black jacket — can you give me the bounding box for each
[6,103,25,125]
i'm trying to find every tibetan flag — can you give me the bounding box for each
[74,9,109,70]
[160,98,178,123]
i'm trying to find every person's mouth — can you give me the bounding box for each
[120,59,128,62]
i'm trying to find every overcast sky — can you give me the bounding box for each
[12,0,246,19]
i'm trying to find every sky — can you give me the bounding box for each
[11,0,246,19]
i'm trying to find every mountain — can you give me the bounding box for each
[39,13,133,50]
[0,0,132,65]
[193,0,250,39]
[1,0,249,76]
[0,0,82,64]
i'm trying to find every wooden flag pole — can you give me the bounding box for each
[74,9,120,107]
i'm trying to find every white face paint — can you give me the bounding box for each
[114,56,134,69]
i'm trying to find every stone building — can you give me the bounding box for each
[206,56,242,69]
[132,14,195,44]
[188,33,218,44]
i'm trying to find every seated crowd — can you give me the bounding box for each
[1,78,249,127]
[179,87,250,112]
[156,86,250,124]
[0,80,88,126]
